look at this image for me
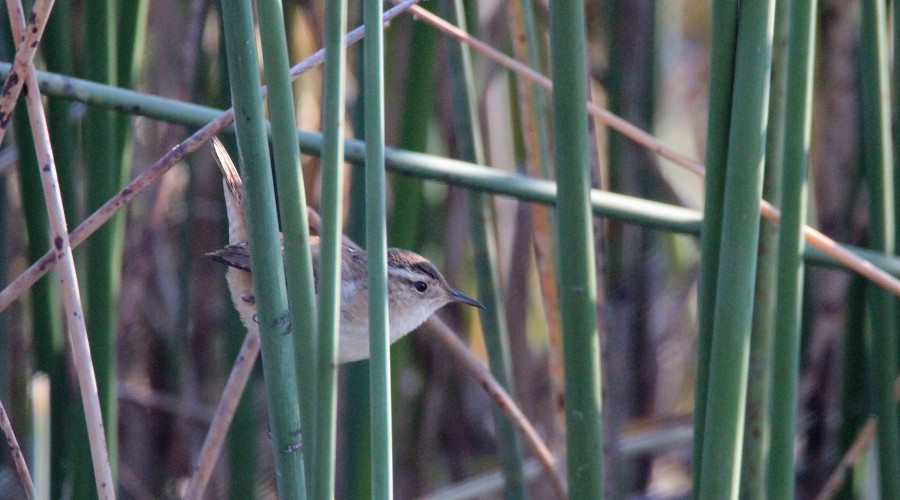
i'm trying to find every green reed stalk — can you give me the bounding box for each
[443,1,527,496]
[766,0,817,496]
[741,1,789,495]
[76,0,122,495]
[549,0,604,496]
[256,1,319,494]
[698,1,775,497]
[220,0,307,496]
[315,0,349,496]
[858,1,900,496]
[342,21,372,497]
[363,0,393,496]
[691,1,739,495]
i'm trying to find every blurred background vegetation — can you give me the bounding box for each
[0,0,894,498]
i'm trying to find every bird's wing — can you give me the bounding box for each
[206,243,253,272]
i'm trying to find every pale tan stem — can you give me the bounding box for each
[6,0,115,496]
[182,331,260,499]
[425,317,567,499]
[0,398,36,499]
[0,0,54,144]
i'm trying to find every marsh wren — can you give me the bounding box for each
[206,138,484,363]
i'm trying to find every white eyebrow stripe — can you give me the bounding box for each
[389,268,424,282]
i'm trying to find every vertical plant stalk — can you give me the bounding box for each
[316,0,349,497]
[114,0,147,93]
[548,0,604,497]
[110,0,147,212]
[0,0,54,143]
[38,6,77,495]
[363,0,392,496]
[858,1,900,497]
[468,199,528,497]
[741,0,790,495]
[0,398,36,498]
[505,0,551,178]
[383,17,433,487]
[835,275,869,498]
[505,0,564,402]
[388,10,433,250]
[603,1,658,495]
[690,2,739,495]
[219,0,307,496]
[255,0,319,494]
[12,95,57,500]
[698,1,775,498]
[895,0,900,256]
[78,0,122,493]
[443,1,528,495]
[767,0,817,495]
[28,376,49,498]
[0,134,6,500]
[5,2,116,497]
[41,0,77,221]
[342,8,371,496]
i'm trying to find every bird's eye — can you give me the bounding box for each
[414,281,428,292]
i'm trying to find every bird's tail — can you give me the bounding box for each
[211,137,248,245]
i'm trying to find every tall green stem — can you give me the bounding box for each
[741,1,790,495]
[316,0,349,496]
[859,1,900,496]
[77,1,121,495]
[363,0,392,496]
[549,0,603,497]
[219,0,307,496]
[766,0,816,496]
[698,1,775,497]
[342,17,372,496]
[256,0,318,494]
[388,11,434,249]
[691,2,739,493]
[443,1,527,496]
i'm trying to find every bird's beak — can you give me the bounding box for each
[449,289,485,310]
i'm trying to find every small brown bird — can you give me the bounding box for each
[206,138,483,363]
